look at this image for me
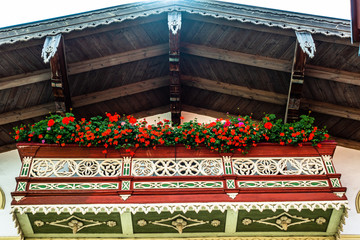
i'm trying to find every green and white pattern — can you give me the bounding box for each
[222,156,233,175]
[330,178,341,188]
[134,181,223,189]
[20,157,32,177]
[121,181,131,190]
[16,182,27,192]
[29,182,119,190]
[322,155,335,174]
[238,180,329,188]
[226,179,236,189]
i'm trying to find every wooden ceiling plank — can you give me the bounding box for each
[0,102,55,125]
[181,75,287,105]
[181,42,292,72]
[182,75,360,121]
[168,11,182,125]
[72,76,169,108]
[182,43,360,87]
[301,99,360,121]
[67,43,168,75]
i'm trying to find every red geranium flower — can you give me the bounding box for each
[264,122,272,130]
[48,119,55,127]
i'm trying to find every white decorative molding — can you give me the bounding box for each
[11,200,348,215]
[13,196,25,202]
[120,194,131,201]
[22,157,32,164]
[30,158,122,177]
[41,34,62,63]
[132,158,223,177]
[134,181,223,189]
[168,12,182,35]
[232,157,325,176]
[334,192,345,198]
[238,180,329,188]
[227,193,238,199]
[295,31,316,58]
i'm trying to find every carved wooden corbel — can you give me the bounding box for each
[41,34,72,113]
[168,12,182,125]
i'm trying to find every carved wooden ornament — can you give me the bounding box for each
[295,31,316,58]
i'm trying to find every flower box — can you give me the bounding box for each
[11,142,348,239]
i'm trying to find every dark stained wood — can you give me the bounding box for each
[168,12,182,125]
[285,43,307,123]
[47,36,72,113]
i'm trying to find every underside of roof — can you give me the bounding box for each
[0,0,360,152]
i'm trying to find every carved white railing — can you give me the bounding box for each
[30,158,122,177]
[27,156,327,178]
[131,158,223,176]
[232,157,326,176]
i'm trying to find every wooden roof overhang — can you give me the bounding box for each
[1,0,360,152]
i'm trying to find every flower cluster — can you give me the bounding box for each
[13,113,329,154]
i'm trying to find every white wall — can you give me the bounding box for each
[0,150,21,237]
[0,112,359,237]
[332,146,360,235]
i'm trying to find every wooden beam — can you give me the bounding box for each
[42,34,72,113]
[168,12,182,125]
[302,99,360,121]
[182,105,233,120]
[0,76,169,125]
[181,42,292,73]
[181,75,287,105]
[0,70,50,91]
[333,137,360,151]
[68,44,168,75]
[182,75,360,121]
[72,76,169,108]
[0,103,55,125]
[0,143,17,153]
[285,45,306,123]
[305,65,360,86]
[0,44,169,91]
[182,43,360,87]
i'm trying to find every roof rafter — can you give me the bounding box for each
[181,75,360,121]
[182,43,360,87]
[0,76,169,125]
[0,44,169,91]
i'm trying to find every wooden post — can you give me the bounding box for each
[42,34,72,114]
[285,31,315,123]
[168,12,182,125]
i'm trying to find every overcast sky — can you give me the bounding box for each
[0,0,351,28]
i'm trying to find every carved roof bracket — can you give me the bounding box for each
[42,34,72,113]
[41,34,62,63]
[168,11,182,125]
[295,31,316,58]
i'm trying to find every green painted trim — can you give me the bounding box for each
[0,237,21,240]
[225,209,238,233]
[326,208,344,234]
[16,212,33,235]
[120,212,133,235]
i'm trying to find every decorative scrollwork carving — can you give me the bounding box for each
[132,159,154,176]
[99,159,122,176]
[232,157,325,176]
[77,160,99,177]
[31,159,54,177]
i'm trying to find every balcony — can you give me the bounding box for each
[12,142,347,239]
